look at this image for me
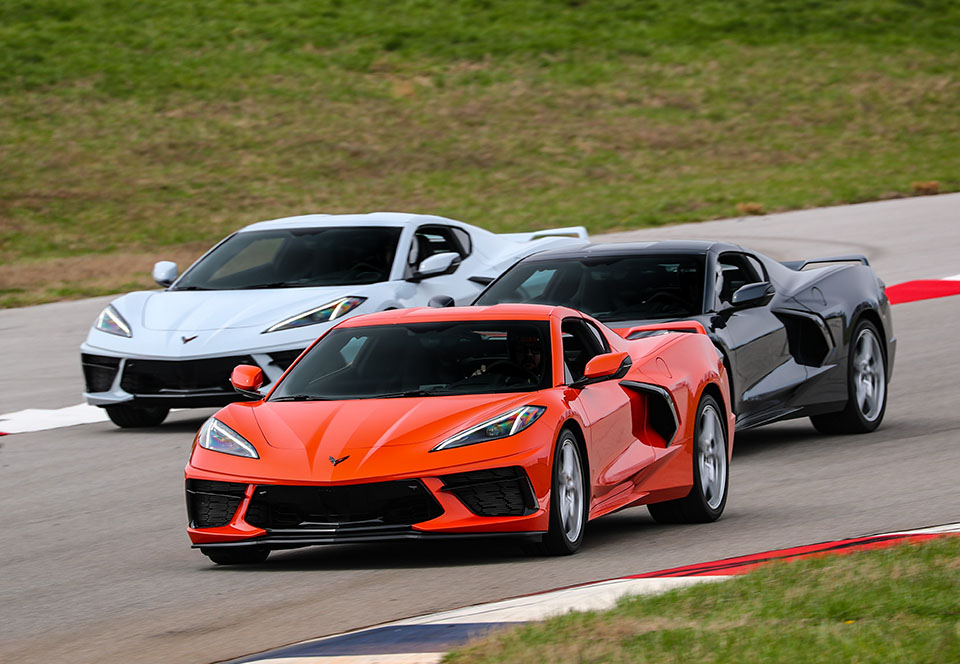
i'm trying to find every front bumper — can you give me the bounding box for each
[80,347,305,408]
[185,466,549,550]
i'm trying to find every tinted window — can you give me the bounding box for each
[476,255,705,321]
[271,321,552,400]
[718,253,763,304]
[174,227,402,290]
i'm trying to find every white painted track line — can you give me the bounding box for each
[0,403,107,433]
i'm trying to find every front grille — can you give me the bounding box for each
[81,354,121,392]
[244,481,443,530]
[186,480,248,528]
[268,349,306,372]
[441,467,537,517]
[120,355,257,395]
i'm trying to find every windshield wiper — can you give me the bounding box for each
[372,389,450,399]
[244,282,297,290]
[172,286,213,291]
[270,394,330,402]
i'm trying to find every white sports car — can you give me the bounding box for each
[81,212,588,427]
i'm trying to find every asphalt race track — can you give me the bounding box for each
[1,194,959,664]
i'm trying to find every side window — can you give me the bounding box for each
[718,253,763,305]
[744,254,767,281]
[561,318,606,382]
[407,225,468,269]
[582,320,611,354]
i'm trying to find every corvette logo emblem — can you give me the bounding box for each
[329,455,349,467]
[181,335,198,344]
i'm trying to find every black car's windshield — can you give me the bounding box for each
[173,227,402,290]
[475,255,705,321]
[270,321,552,400]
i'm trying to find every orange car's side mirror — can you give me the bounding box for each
[231,365,264,397]
[583,351,631,381]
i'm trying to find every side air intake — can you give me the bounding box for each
[619,381,679,445]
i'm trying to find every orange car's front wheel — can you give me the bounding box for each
[531,428,588,556]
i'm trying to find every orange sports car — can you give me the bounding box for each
[185,304,734,565]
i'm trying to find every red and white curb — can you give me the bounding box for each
[885,272,960,304]
[223,523,960,664]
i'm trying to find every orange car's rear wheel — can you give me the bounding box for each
[648,393,728,524]
[530,428,588,556]
[201,546,270,566]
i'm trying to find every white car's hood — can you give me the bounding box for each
[140,287,370,331]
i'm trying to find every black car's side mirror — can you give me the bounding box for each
[729,281,776,309]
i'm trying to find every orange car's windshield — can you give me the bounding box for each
[270,321,552,400]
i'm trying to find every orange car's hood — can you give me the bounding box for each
[244,393,537,477]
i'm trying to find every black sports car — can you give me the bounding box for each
[472,241,895,434]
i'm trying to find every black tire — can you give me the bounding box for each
[105,404,169,428]
[810,319,887,435]
[648,394,729,524]
[528,428,589,556]
[201,546,270,565]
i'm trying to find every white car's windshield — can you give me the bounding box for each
[270,321,552,400]
[173,227,402,290]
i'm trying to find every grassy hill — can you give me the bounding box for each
[2,0,959,306]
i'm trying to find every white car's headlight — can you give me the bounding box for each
[198,417,259,458]
[263,297,366,333]
[94,304,132,337]
[432,406,546,452]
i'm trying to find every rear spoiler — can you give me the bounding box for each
[616,320,708,340]
[781,254,869,271]
[498,226,589,242]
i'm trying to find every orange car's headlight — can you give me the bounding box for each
[198,417,259,459]
[431,406,546,452]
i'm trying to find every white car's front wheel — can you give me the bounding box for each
[105,404,169,428]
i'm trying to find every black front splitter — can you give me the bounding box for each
[194,528,545,550]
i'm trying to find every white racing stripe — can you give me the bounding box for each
[944,274,960,281]
[0,403,108,434]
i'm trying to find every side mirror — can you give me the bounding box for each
[411,252,459,280]
[730,281,775,309]
[428,295,456,308]
[153,261,178,287]
[573,351,631,388]
[231,364,264,398]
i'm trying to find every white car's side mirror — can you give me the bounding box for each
[414,252,459,279]
[153,261,178,287]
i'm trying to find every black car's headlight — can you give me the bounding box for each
[431,406,546,451]
[94,304,132,337]
[197,417,259,459]
[263,297,366,333]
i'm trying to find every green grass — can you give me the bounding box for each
[444,538,960,664]
[2,1,960,305]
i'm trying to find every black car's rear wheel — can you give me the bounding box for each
[649,394,728,524]
[105,404,169,428]
[810,319,887,435]
[201,546,270,565]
